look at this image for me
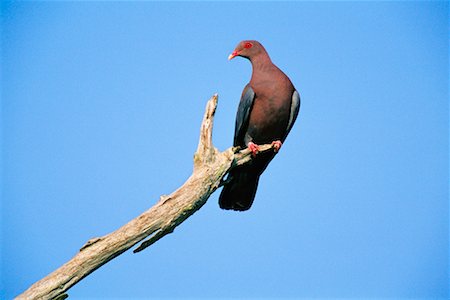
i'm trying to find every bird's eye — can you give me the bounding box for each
[244,42,253,49]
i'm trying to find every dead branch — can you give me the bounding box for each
[17,94,276,300]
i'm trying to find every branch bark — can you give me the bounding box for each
[17,94,276,300]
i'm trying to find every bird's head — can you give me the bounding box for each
[228,40,267,61]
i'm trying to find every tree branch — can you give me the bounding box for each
[17,94,276,300]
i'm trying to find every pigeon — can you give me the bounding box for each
[219,40,300,211]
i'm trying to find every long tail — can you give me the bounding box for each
[219,170,260,211]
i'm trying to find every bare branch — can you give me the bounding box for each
[17,94,276,300]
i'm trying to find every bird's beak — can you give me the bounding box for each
[228,51,238,60]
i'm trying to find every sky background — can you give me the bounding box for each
[1,1,448,299]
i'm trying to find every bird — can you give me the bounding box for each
[219,40,300,211]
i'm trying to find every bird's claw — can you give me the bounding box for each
[248,142,260,157]
[271,140,282,153]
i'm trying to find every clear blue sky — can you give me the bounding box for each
[1,1,448,299]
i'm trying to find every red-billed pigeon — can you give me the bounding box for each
[219,40,300,211]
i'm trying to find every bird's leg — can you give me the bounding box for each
[247,142,260,157]
[271,140,282,153]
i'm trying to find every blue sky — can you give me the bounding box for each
[1,1,448,299]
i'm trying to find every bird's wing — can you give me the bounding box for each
[286,90,301,136]
[233,84,255,147]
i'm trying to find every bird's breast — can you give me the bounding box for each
[246,84,293,145]
[243,64,295,145]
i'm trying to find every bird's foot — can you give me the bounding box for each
[247,142,260,157]
[271,140,282,153]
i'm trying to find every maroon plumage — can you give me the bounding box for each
[219,40,300,211]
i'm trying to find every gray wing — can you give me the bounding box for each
[286,90,300,135]
[233,84,255,147]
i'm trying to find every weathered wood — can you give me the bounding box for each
[17,94,276,300]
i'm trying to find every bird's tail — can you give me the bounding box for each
[219,170,260,211]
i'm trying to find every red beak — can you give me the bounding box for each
[228,50,239,60]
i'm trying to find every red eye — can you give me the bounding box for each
[244,42,253,49]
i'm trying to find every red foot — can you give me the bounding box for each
[272,140,282,153]
[248,142,260,157]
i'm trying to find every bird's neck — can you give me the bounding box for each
[250,55,274,76]
[249,53,273,72]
